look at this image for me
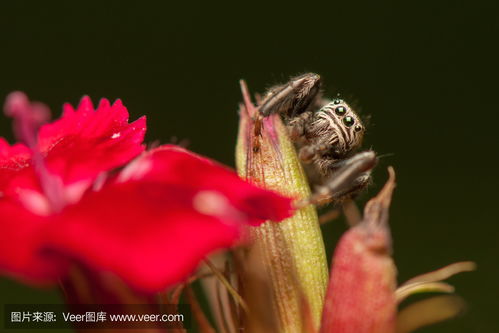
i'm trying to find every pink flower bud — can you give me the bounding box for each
[321,169,397,333]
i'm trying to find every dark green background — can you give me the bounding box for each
[1,1,498,332]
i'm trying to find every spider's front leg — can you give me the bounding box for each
[258,73,322,119]
[310,151,376,205]
[288,111,314,142]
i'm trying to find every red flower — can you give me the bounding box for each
[0,93,293,292]
[1,93,146,210]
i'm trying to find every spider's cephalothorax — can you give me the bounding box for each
[257,73,375,202]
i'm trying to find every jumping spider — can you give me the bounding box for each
[257,73,376,203]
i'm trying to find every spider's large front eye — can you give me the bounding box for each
[335,106,346,115]
[343,116,355,127]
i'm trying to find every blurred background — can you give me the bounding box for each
[0,1,498,332]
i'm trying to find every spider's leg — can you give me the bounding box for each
[342,199,362,226]
[298,144,329,164]
[318,207,342,224]
[288,110,313,141]
[258,73,321,118]
[306,151,377,206]
[318,199,362,226]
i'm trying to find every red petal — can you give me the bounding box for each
[0,138,32,192]
[119,145,294,224]
[0,199,67,283]
[2,96,146,200]
[37,97,146,186]
[47,181,242,292]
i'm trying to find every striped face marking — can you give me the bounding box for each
[311,99,365,154]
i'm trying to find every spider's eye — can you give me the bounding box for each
[333,99,342,105]
[354,125,362,132]
[343,116,355,127]
[335,106,346,115]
